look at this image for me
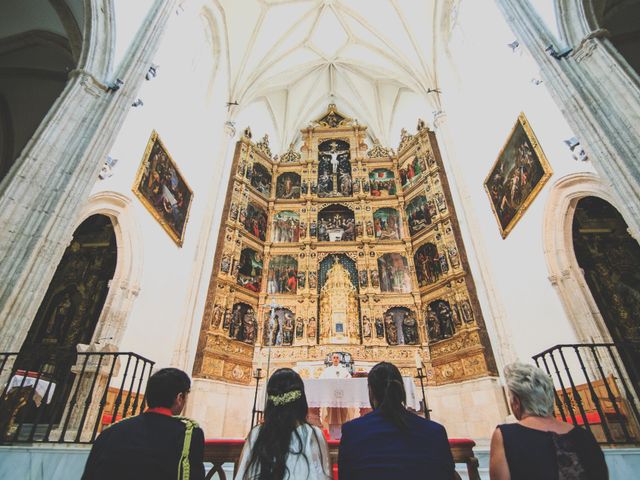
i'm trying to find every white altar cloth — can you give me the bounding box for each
[303,377,420,410]
[8,373,56,406]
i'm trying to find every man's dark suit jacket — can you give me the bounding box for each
[81,412,205,480]
[338,409,455,480]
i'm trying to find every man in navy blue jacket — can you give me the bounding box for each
[338,362,455,480]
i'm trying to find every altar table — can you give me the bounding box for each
[302,377,421,410]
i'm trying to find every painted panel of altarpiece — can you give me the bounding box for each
[193,105,497,387]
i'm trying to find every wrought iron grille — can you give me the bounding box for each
[0,350,154,444]
[532,343,640,445]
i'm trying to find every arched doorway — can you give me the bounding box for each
[13,214,117,425]
[572,196,640,384]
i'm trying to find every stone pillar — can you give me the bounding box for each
[432,110,516,368]
[172,121,238,368]
[495,0,640,235]
[0,0,178,351]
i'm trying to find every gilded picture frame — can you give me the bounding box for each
[484,113,553,238]
[133,130,193,246]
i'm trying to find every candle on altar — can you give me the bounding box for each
[415,350,422,370]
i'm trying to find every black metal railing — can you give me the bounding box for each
[0,350,154,444]
[532,343,640,445]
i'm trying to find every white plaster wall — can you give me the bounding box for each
[437,0,598,362]
[112,0,157,74]
[88,1,231,371]
[187,379,255,438]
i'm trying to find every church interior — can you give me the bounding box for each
[1,0,640,478]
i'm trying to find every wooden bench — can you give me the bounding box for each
[203,437,480,480]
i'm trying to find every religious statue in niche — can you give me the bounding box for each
[296,271,306,289]
[383,307,418,345]
[229,202,239,221]
[366,221,373,237]
[435,191,447,213]
[318,139,352,197]
[317,204,355,242]
[460,298,474,323]
[370,269,380,288]
[375,317,384,338]
[241,202,268,241]
[414,243,442,287]
[384,312,398,345]
[405,195,432,235]
[358,270,368,288]
[369,169,397,196]
[402,311,419,345]
[425,300,456,342]
[210,304,223,330]
[250,163,272,197]
[267,255,298,294]
[308,272,317,290]
[282,315,295,346]
[40,292,75,343]
[373,208,403,240]
[263,313,276,345]
[272,210,301,243]
[295,317,305,338]
[236,248,263,292]
[362,316,372,338]
[307,317,317,341]
[399,155,427,188]
[353,178,361,194]
[377,253,412,293]
[447,244,461,269]
[276,172,301,199]
[223,310,231,330]
[228,303,257,344]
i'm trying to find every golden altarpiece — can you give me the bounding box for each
[193,105,497,387]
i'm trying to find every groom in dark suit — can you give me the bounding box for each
[82,368,205,480]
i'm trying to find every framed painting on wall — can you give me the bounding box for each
[484,112,552,238]
[133,130,193,246]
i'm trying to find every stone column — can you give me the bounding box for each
[172,121,238,368]
[432,110,516,367]
[0,0,178,351]
[495,0,640,235]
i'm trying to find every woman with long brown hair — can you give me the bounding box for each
[235,368,331,480]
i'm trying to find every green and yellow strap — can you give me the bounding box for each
[174,416,199,480]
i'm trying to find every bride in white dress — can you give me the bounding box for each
[234,368,332,480]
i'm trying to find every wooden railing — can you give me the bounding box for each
[533,343,640,445]
[203,437,480,480]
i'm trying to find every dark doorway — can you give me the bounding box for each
[11,214,117,430]
[572,196,640,390]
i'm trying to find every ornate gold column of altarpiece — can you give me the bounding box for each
[192,105,497,388]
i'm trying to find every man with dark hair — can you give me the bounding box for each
[82,368,205,480]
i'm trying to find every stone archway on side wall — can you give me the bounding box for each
[76,191,143,350]
[543,172,636,343]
